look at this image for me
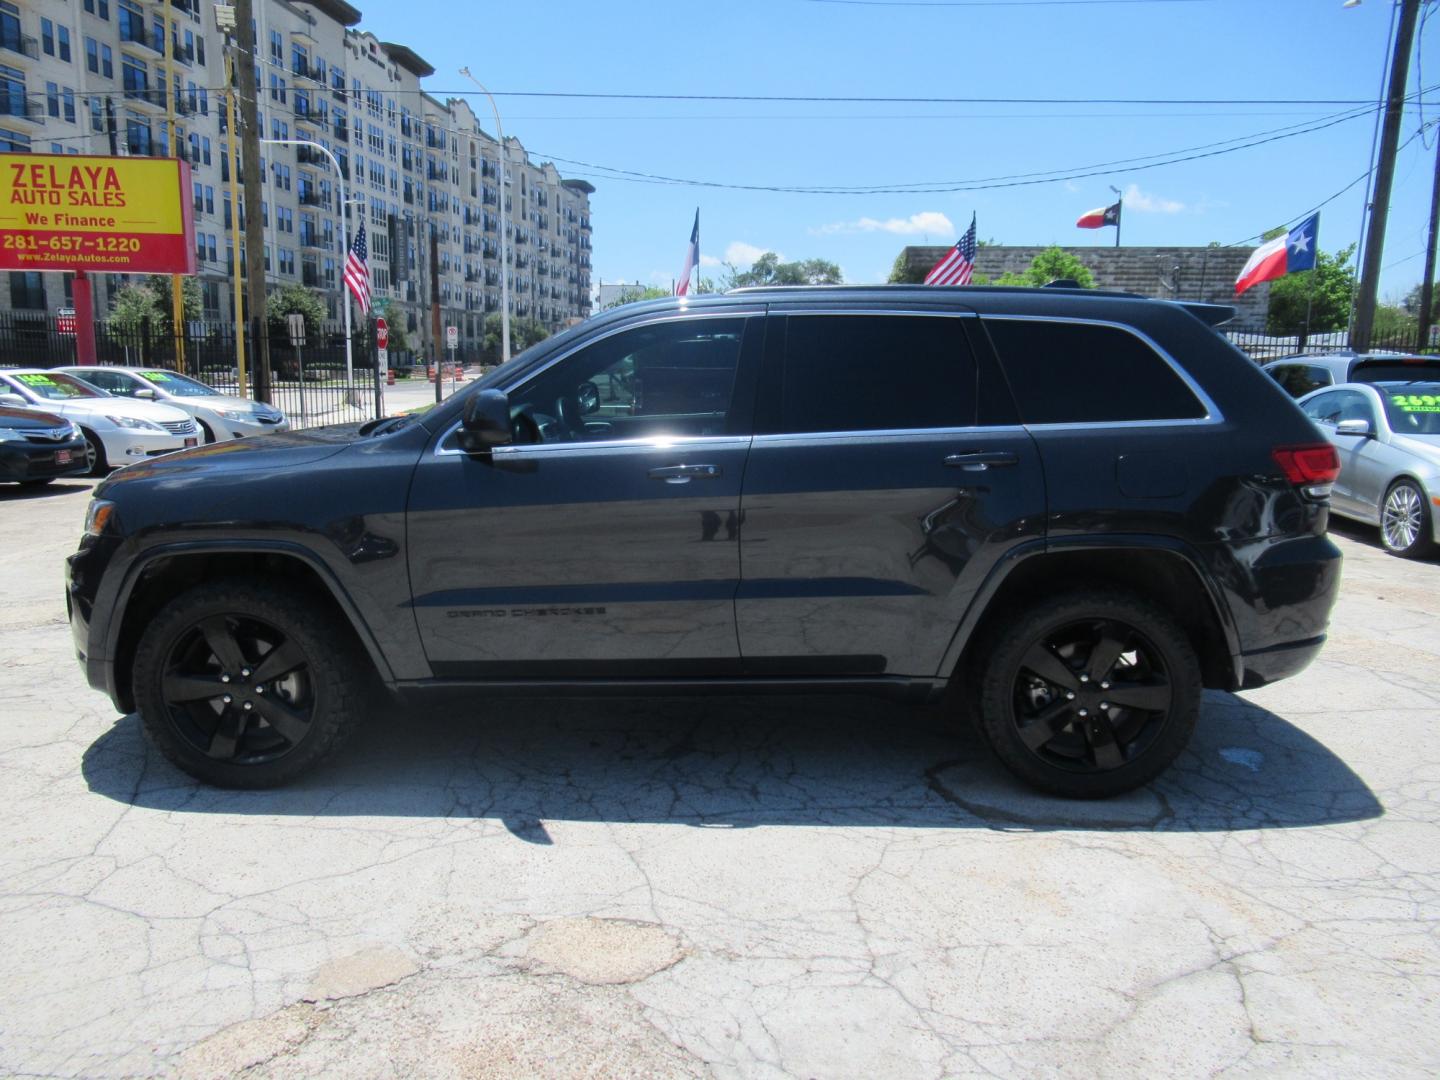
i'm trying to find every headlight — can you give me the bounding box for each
[84,499,117,536]
[105,414,165,432]
[218,408,257,421]
[69,421,82,438]
[0,426,28,442]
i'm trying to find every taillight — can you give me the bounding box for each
[1272,444,1340,499]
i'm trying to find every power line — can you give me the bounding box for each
[439,90,1396,106]
[805,0,1211,5]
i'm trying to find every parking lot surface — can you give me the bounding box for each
[2,478,1438,1078]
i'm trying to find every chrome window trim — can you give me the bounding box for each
[434,308,764,458]
[436,433,752,460]
[978,313,1225,427]
[753,425,1025,446]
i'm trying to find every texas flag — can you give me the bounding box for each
[1235,214,1319,296]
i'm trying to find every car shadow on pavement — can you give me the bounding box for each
[1328,516,1440,562]
[81,689,1381,835]
[0,479,94,501]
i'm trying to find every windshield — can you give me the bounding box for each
[136,370,222,397]
[4,371,106,400]
[1379,383,1440,436]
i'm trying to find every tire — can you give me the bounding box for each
[971,588,1201,799]
[1379,479,1434,559]
[198,419,216,444]
[132,579,367,788]
[80,428,108,476]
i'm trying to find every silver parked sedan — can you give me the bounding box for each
[1299,380,1440,558]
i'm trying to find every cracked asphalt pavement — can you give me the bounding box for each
[3,478,1438,1078]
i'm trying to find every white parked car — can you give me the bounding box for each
[57,366,289,443]
[0,368,199,475]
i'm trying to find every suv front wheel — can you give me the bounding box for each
[133,580,366,788]
[973,589,1201,799]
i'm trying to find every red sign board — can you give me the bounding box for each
[376,317,389,349]
[56,307,76,335]
[0,154,195,274]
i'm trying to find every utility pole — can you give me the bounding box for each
[1417,137,1440,350]
[430,226,442,404]
[233,0,271,402]
[1352,0,1422,353]
[163,0,186,373]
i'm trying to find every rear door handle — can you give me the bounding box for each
[944,451,1019,471]
[648,463,722,483]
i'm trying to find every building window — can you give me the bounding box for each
[125,113,150,155]
[62,87,74,123]
[83,0,111,20]
[0,126,29,152]
[9,271,45,310]
[268,29,281,62]
[0,63,26,121]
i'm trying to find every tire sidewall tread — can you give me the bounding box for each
[133,578,365,788]
[972,587,1202,799]
[1381,479,1434,559]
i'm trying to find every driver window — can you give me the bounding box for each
[509,317,748,445]
[89,370,134,396]
[1303,392,1343,425]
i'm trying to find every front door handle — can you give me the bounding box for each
[944,451,1019,471]
[648,463,722,484]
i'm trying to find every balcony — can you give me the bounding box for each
[299,228,327,250]
[0,31,37,59]
[296,145,328,167]
[302,265,320,287]
[123,84,167,110]
[119,20,162,53]
[298,189,330,208]
[0,93,43,123]
[425,130,445,150]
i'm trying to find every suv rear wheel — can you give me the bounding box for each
[972,589,1201,798]
[133,580,366,788]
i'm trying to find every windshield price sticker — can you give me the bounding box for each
[1391,394,1440,413]
[141,371,176,383]
[17,373,56,387]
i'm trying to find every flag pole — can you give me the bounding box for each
[1110,185,1123,249]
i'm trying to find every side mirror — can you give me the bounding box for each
[134,387,158,400]
[0,393,25,407]
[1335,418,1373,438]
[456,388,512,453]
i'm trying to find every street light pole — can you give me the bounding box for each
[458,67,510,364]
[261,137,353,383]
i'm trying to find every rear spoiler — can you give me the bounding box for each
[1175,301,1237,328]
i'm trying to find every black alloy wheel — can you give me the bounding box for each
[974,589,1201,798]
[133,580,365,787]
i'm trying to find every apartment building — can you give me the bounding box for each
[0,0,594,355]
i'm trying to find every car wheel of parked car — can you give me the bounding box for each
[80,429,107,476]
[973,589,1201,799]
[1380,479,1434,559]
[133,580,366,788]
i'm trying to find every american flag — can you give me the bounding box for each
[344,222,371,313]
[924,214,977,286]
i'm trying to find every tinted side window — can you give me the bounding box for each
[1302,391,1343,424]
[1269,364,1329,398]
[508,317,748,444]
[984,319,1207,423]
[780,314,975,433]
[84,370,134,395]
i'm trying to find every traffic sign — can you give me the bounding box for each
[376,317,388,350]
[377,346,388,371]
[286,313,306,347]
[445,325,458,350]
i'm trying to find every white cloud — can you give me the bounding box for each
[699,253,723,267]
[1064,181,1081,194]
[1123,183,1185,214]
[724,241,776,266]
[812,211,955,237]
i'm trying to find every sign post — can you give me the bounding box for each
[446,325,458,392]
[0,154,196,365]
[287,313,306,420]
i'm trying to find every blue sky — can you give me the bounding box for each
[360,0,1436,300]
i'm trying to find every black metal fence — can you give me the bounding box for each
[1225,326,1434,363]
[0,312,386,430]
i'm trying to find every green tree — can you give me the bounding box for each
[107,282,167,335]
[887,251,927,285]
[483,313,549,361]
[603,284,670,310]
[729,252,844,287]
[992,246,1095,288]
[1265,244,1356,335]
[265,283,328,335]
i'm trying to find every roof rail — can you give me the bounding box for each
[1174,301,1237,328]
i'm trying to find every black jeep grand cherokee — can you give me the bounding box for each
[67,286,1342,798]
